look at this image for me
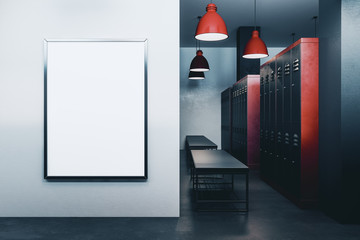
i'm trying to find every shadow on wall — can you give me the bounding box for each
[180,47,237,150]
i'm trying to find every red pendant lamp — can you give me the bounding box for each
[188,71,205,80]
[242,0,268,59]
[195,3,228,41]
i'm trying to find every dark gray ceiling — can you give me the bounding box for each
[180,0,319,48]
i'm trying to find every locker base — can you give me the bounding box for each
[247,163,260,170]
[261,175,318,209]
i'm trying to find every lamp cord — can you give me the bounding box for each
[313,16,318,37]
[254,0,257,30]
[197,16,201,50]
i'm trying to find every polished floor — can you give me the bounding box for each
[0,151,359,240]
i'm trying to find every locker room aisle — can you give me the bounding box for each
[0,151,358,240]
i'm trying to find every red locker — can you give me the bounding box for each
[232,75,260,169]
[260,38,319,207]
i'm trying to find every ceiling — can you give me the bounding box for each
[180,0,319,48]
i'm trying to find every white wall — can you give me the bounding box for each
[0,0,179,217]
[180,47,236,149]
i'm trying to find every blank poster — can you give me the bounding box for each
[44,39,147,179]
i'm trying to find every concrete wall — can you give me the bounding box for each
[260,47,286,65]
[339,0,360,222]
[319,0,360,222]
[180,47,236,149]
[0,0,179,217]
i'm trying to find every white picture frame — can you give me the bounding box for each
[44,39,148,180]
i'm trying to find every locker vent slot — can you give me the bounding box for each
[284,63,290,75]
[277,132,282,143]
[293,134,300,147]
[277,67,282,79]
[271,71,275,81]
[284,133,290,144]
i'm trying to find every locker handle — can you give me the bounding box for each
[292,83,295,87]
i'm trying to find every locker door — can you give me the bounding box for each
[269,62,276,180]
[260,70,265,175]
[221,88,232,153]
[234,83,241,161]
[231,86,237,157]
[236,84,240,160]
[241,80,246,164]
[244,79,248,165]
[282,50,292,191]
[290,45,301,197]
[264,66,270,177]
[275,56,284,184]
[237,82,244,162]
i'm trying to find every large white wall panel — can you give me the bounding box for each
[0,0,179,217]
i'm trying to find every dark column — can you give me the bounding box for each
[319,0,360,223]
[237,27,261,80]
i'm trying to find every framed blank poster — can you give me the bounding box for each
[44,39,148,180]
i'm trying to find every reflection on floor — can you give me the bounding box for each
[0,150,359,240]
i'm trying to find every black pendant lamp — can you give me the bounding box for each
[188,71,205,80]
[189,39,210,72]
[242,0,268,59]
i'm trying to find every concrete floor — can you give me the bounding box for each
[0,151,359,240]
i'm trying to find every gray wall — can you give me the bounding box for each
[0,0,179,217]
[180,47,284,150]
[260,47,286,65]
[319,0,360,222]
[180,48,236,149]
[340,0,360,221]
[319,0,342,218]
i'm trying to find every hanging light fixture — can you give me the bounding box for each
[188,71,205,80]
[190,39,210,72]
[242,0,268,59]
[190,50,210,72]
[195,3,228,41]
